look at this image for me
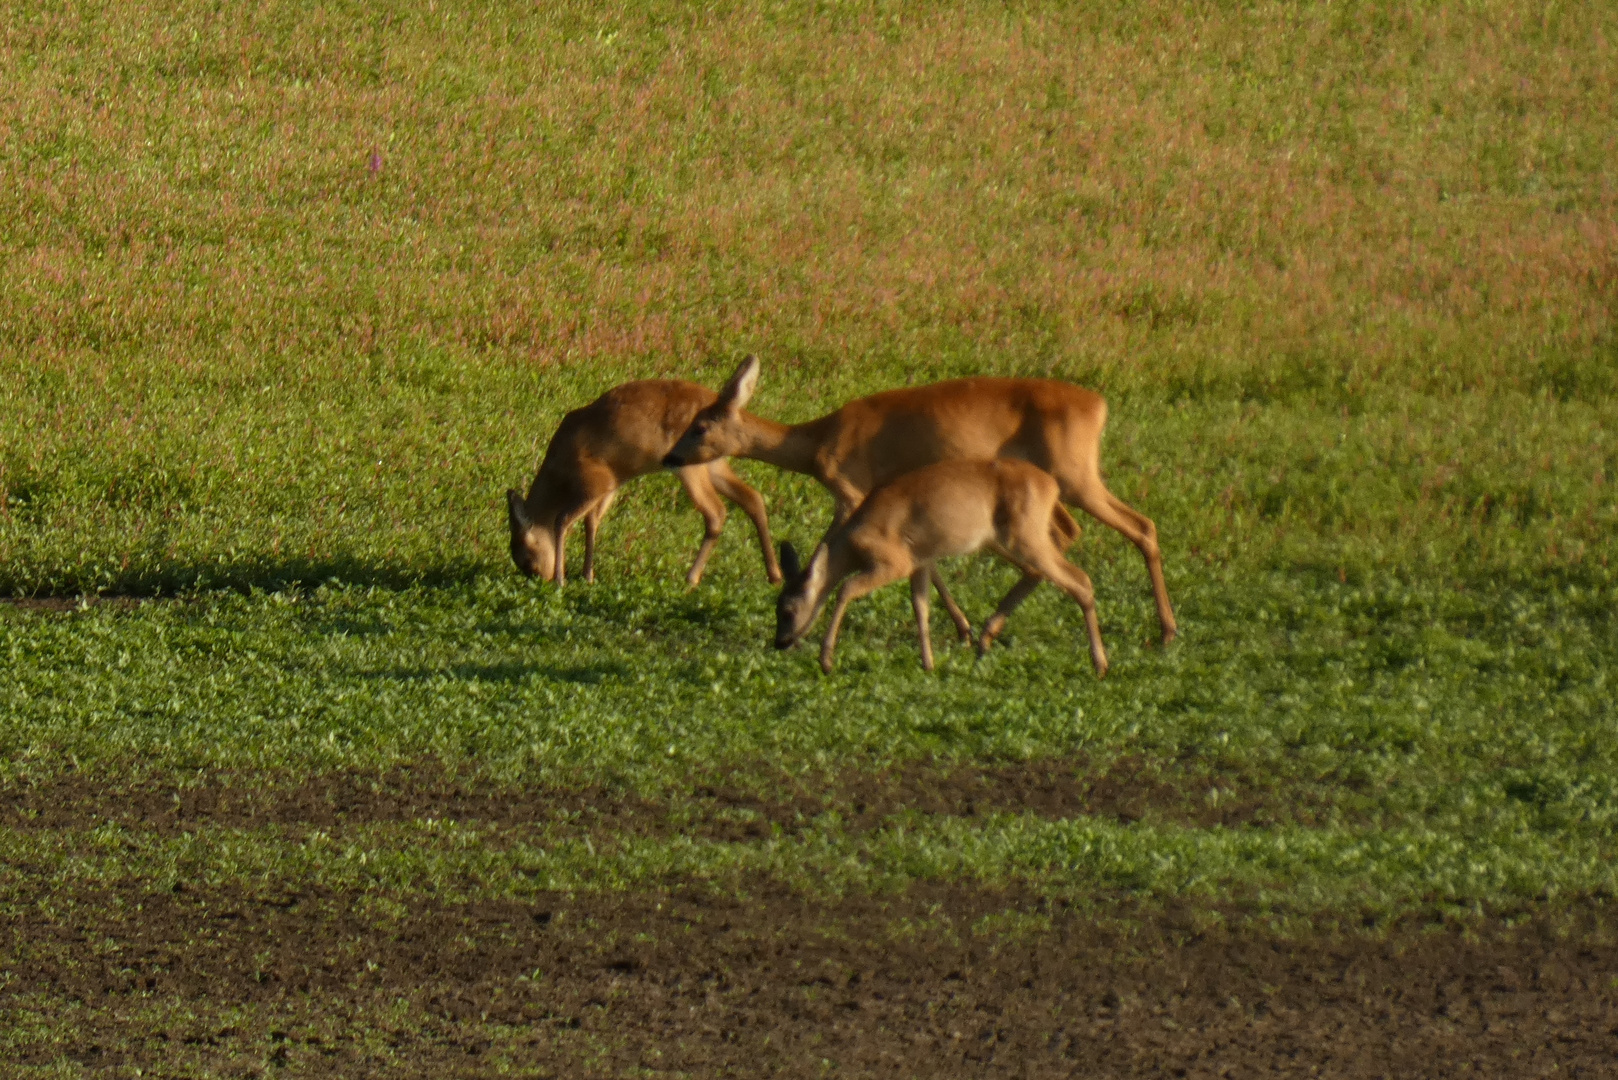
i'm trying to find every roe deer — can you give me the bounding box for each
[774,459,1108,676]
[507,380,781,587]
[664,356,1174,644]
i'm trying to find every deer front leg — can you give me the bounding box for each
[677,466,728,587]
[553,505,593,588]
[582,491,618,584]
[708,461,781,584]
[910,568,936,672]
[818,568,897,674]
[552,514,569,587]
[554,471,616,589]
[582,507,601,584]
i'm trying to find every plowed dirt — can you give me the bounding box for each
[5,879,1616,1077]
[0,755,1332,840]
[4,769,1612,1076]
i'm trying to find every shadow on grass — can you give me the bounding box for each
[364,661,633,687]
[1,553,488,600]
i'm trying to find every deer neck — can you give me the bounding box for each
[734,413,828,478]
[804,540,851,614]
[522,479,574,531]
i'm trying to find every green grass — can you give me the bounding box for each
[6,811,1616,916]
[0,0,1615,1042]
[5,534,1613,913]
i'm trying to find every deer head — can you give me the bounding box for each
[506,489,557,580]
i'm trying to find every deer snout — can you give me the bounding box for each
[509,536,543,578]
[661,451,685,469]
[506,489,553,580]
[774,617,807,651]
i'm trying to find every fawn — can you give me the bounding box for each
[774,458,1108,676]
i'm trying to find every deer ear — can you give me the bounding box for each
[803,545,830,592]
[507,489,533,532]
[718,354,759,413]
[779,541,801,581]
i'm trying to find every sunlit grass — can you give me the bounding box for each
[5,811,1613,912]
[0,0,1614,934]
[2,0,1614,596]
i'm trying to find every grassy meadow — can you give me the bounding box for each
[1,0,1616,1070]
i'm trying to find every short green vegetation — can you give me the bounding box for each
[0,0,1614,1069]
[4,547,1614,912]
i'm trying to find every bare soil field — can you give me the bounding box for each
[0,756,1330,838]
[8,877,1616,1077]
[5,774,1616,1077]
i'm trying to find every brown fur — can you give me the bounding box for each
[666,356,1174,643]
[508,380,781,587]
[775,459,1108,675]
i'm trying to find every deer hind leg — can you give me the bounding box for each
[708,460,781,584]
[819,564,905,674]
[925,569,973,644]
[978,574,1042,656]
[677,466,729,587]
[979,504,1081,652]
[1067,479,1176,645]
[1019,547,1108,677]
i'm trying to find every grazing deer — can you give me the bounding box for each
[664,356,1175,644]
[507,380,782,587]
[774,459,1108,675]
